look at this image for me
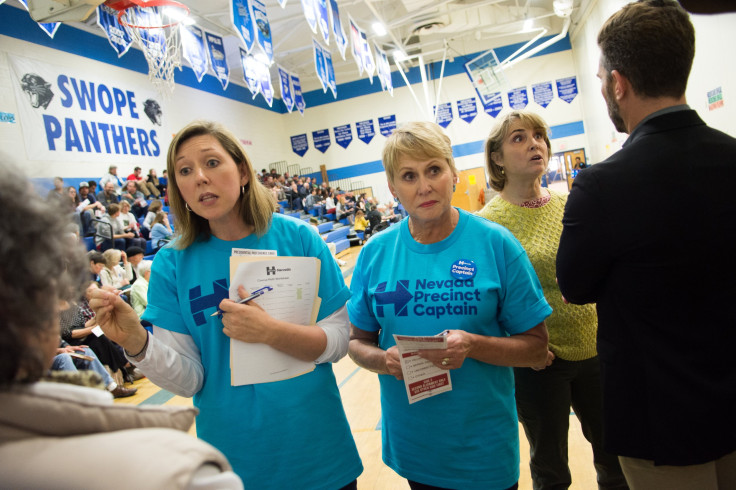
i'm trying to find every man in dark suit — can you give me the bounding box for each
[556,1,736,488]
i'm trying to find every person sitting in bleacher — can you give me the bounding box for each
[125,246,145,284]
[116,200,147,250]
[141,199,162,239]
[99,164,125,195]
[121,180,149,219]
[100,248,132,291]
[353,209,369,239]
[95,203,136,252]
[130,260,152,319]
[96,181,119,211]
[336,194,354,224]
[88,251,105,285]
[52,340,137,398]
[149,211,173,251]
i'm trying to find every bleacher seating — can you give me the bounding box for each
[324,226,350,243]
[334,239,350,254]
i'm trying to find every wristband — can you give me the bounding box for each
[125,331,149,358]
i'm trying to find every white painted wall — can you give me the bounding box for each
[570,0,736,165]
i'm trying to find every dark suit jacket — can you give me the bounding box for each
[557,109,736,465]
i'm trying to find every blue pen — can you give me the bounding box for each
[210,286,273,317]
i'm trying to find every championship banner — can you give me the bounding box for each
[482,92,503,118]
[334,123,352,149]
[97,4,133,57]
[329,0,347,60]
[323,47,337,99]
[181,24,209,83]
[313,39,328,93]
[291,133,308,157]
[348,16,363,75]
[231,0,256,54]
[508,86,528,110]
[257,61,274,107]
[457,97,477,124]
[356,119,375,144]
[205,32,230,90]
[532,81,554,108]
[374,43,393,95]
[8,54,165,164]
[278,66,294,113]
[378,115,396,137]
[291,74,306,115]
[301,0,317,34]
[18,0,60,38]
[313,129,331,153]
[556,76,578,103]
[315,0,331,45]
[252,0,274,65]
[241,49,260,97]
[434,102,453,128]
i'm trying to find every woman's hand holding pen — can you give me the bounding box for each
[88,288,147,355]
[417,329,472,371]
[220,286,274,345]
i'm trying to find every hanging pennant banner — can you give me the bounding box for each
[231,0,256,54]
[313,39,328,93]
[278,0,287,7]
[556,76,578,103]
[334,124,352,149]
[356,119,375,144]
[291,74,306,115]
[206,32,230,90]
[348,16,363,75]
[507,87,528,110]
[360,29,375,82]
[532,81,554,108]
[435,103,453,128]
[181,24,209,83]
[377,47,393,95]
[18,0,60,38]
[291,134,308,157]
[323,47,337,99]
[378,115,396,137]
[301,0,318,34]
[457,97,477,124]
[278,66,294,113]
[315,0,331,45]
[313,129,331,153]
[252,0,274,65]
[96,5,133,57]
[374,43,387,92]
[258,61,274,107]
[329,0,347,60]
[483,92,504,118]
[240,49,260,97]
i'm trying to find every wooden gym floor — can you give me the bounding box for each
[115,244,598,489]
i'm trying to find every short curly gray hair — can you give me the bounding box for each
[0,163,88,387]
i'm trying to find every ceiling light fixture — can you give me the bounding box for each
[372,22,387,37]
[523,18,534,32]
[553,0,574,17]
[392,49,408,62]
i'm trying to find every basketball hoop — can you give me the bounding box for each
[105,0,190,97]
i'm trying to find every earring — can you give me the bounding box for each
[241,185,245,196]
[453,185,456,192]
[500,168,505,175]
[185,202,191,212]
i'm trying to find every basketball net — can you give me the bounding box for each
[108,0,189,97]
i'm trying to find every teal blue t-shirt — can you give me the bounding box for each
[143,213,362,488]
[347,209,551,489]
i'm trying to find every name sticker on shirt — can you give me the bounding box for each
[450,259,476,280]
[232,248,277,256]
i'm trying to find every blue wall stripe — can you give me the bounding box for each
[549,121,585,138]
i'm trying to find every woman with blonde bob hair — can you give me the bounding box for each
[348,121,552,490]
[476,110,626,489]
[90,120,363,488]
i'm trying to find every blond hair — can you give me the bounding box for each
[485,110,551,191]
[382,121,457,185]
[166,120,276,249]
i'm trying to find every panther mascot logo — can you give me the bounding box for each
[20,73,54,110]
[144,99,162,126]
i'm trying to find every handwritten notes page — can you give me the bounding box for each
[229,256,321,386]
[393,332,452,404]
